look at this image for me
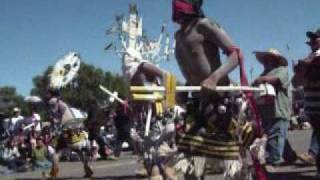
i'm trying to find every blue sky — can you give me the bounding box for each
[0,0,319,96]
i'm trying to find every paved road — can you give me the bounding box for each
[1,130,316,180]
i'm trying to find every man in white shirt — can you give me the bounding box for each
[9,107,24,133]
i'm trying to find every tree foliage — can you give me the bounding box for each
[31,62,128,112]
[0,86,25,115]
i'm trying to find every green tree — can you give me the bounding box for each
[0,86,26,115]
[31,62,128,112]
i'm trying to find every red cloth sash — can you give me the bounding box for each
[172,0,195,22]
[227,46,267,180]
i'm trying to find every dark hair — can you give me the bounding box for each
[46,88,60,98]
[185,0,204,17]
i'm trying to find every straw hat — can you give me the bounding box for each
[253,48,288,66]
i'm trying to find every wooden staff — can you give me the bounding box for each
[99,85,126,105]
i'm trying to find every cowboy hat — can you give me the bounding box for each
[253,48,288,66]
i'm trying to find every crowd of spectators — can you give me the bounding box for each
[0,105,128,175]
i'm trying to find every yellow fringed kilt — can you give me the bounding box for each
[177,133,240,160]
[177,122,255,160]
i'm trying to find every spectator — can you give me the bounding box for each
[0,112,10,141]
[2,117,11,137]
[28,128,37,149]
[30,104,42,133]
[0,138,26,172]
[293,28,320,179]
[22,104,41,135]
[17,138,31,165]
[9,107,24,134]
[98,125,117,160]
[31,137,51,176]
[253,48,297,166]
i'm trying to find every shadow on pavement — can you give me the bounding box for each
[15,178,81,180]
[15,175,143,180]
[94,175,144,179]
[267,169,316,180]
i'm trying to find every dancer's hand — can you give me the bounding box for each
[200,77,220,100]
[201,77,218,92]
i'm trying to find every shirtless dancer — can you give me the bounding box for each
[124,53,166,86]
[120,6,172,178]
[172,0,247,179]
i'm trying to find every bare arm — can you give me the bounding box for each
[198,18,240,89]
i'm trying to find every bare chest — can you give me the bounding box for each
[175,30,218,84]
[176,29,204,49]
